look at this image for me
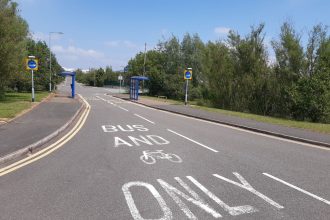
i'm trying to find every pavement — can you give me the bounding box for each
[112,93,330,147]
[0,91,82,163]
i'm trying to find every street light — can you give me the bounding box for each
[49,31,63,92]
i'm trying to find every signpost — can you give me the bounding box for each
[26,56,38,102]
[118,75,123,93]
[184,68,192,105]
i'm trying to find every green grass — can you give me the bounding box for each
[0,92,49,119]
[142,96,330,134]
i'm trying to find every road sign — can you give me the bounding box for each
[118,75,123,81]
[184,69,192,80]
[26,58,38,70]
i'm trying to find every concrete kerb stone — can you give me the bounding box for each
[113,95,330,149]
[0,95,86,165]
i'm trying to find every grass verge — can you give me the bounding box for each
[142,96,330,134]
[0,92,50,119]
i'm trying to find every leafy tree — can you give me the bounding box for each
[271,22,305,117]
[227,24,270,114]
[0,0,28,98]
[24,39,63,91]
[306,24,327,77]
[203,41,234,108]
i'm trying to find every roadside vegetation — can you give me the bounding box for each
[0,91,49,119]
[78,22,330,124]
[125,23,330,124]
[0,0,62,118]
[141,95,330,134]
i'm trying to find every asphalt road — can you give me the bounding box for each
[0,83,329,220]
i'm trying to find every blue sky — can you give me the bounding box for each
[16,0,330,71]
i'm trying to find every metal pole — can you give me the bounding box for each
[31,69,35,102]
[49,33,52,92]
[185,79,188,105]
[119,79,122,93]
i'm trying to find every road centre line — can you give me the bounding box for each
[263,173,330,206]
[0,95,91,177]
[134,114,155,124]
[119,106,129,112]
[96,95,129,111]
[167,129,218,153]
[106,95,330,151]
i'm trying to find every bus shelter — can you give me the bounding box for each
[130,76,149,100]
[59,71,76,98]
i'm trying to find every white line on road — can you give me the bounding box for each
[106,95,330,151]
[263,173,330,206]
[134,114,155,124]
[167,129,218,153]
[96,95,129,111]
[119,106,129,112]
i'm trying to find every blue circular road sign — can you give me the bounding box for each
[185,71,191,79]
[28,59,37,69]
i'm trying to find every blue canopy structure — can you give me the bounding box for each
[130,76,149,100]
[59,71,76,98]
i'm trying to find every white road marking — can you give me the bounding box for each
[95,95,106,101]
[167,129,218,153]
[140,150,182,165]
[122,181,173,220]
[118,106,129,112]
[213,173,284,209]
[107,95,330,151]
[96,95,129,111]
[158,178,222,219]
[113,135,170,147]
[134,114,155,124]
[263,173,330,206]
[187,176,257,216]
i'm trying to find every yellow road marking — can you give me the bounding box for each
[0,95,91,177]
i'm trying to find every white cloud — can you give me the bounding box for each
[104,40,137,49]
[29,31,63,42]
[214,27,231,35]
[123,40,137,48]
[52,45,104,59]
[105,41,120,47]
[30,32,48,41]
[51,44,130,70]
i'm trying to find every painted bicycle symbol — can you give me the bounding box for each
[140,150,182,164]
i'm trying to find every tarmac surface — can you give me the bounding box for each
[0,84,329,219]
[1,85,329,162]
[113,93,330,147]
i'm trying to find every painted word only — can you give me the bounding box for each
[122,172,283,220]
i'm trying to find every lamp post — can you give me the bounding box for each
[49,31,63,92]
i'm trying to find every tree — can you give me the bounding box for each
[306,24,327,77]
[0,0,28,98]
[271,22,305,117]
[227,24,270,114]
